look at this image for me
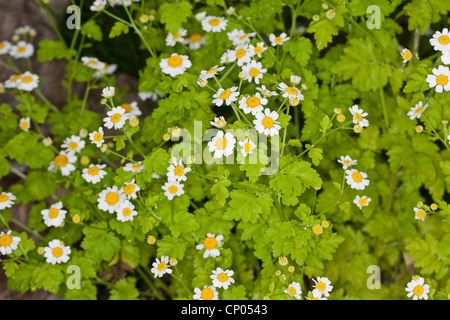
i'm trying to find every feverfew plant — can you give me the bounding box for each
[0,0,449,301]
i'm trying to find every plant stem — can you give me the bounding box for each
[10,217,45,241]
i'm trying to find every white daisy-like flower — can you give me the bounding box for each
[269,33,290,46]
[0,192,16,210]
[212,87,240,107]
[116,199,138,222]
[120,102,142,119]
[90,0,107,11]
[41,201,66,227]
[9,41,34,59]
[210,116,227,129]
[238,138,256,157]
[285,281,302,300]
[312,224,323,235]
[277,82,303,100]
[103,106,128,129]
[160,53,192,77]
[230,45,255,67]
[82,164,107,184]
[44,239,71,265]
[0,230,21,255]
[220,49,235,64]
[165,28,187,47]
[151,255,173,278]
[16,72,39,91]
[242,60,267,84]
[250,41,267,58]
[0,41,11,55]
[97,185,125,214]
[407,101,429,120]
[253,108,281,137]
[81,56,106,70]
[349,105,369,127]
[162,180,184,200]
[211,267,235,289]
[405,276,430,300]
[345,169,370,190]
[227,29,255,46]
[89,127,104,148]
[306,291,328,300]
[401,48,413,63]
[196,233,223,258]
[426,65,450,93]
[430,28,450,52]
[120,179,140,199]
[48,151,77,176]
[208,130,236,158]
[167,160,191,182]
[200,65,225,80]
[61,135,85,154]
[102,86,115,98]
[441,50,450,65]
[201,16,228,33]
[93,63,118,79]
[256,85,278,97]
[19,117,30,131]
[193,286,219,300]
[185,33,206,50]
[312,277,333,298]
[4,74,22,89]
[195,11,207,21]
[123,161,145,173]
[138,90,163,102]
[353,195,371,210]
[414,207,426,221]
[337,155,357,169]
[239,93,268,115]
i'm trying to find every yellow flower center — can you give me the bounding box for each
[21,76,33,84]
[354,112,363,122]
[436,74,448,86]
[94,132,102,142]
[438,35,450,45]
[189,33,202,42]
[239,34,249,40]
[415,107,424,114]
[274,36,283,44]
[167,55,183,68]
[72,215,81,224]
[122,207,132,217]
[0,43,4,49]
[168,185,178,194]
[11,75,21,82]
[244,142,253,153]
[417,209,426,219]
[246,97,260,108]
[17,47,26,53]
[358,198,368,206]
[68,142,78,150]
[124,184,135,195]
[288,286,296,296]
[54,155,69,167]
[313,225,323,235]
[209,18,220,26]
[88,166,99,176]
[105,192,119,205]
[110,113,122,123]
[121,103,132,114]
[249,67,260,78]
[201,288,214,300]
[157,262,167,271]
[88,60,98,66]
[216,120,225,127]
[316,282,326,291]
[52,247,63,258]
[218,273,229,283]
[254,46,263,54]
[235,48,246,59]
[262,117,274,128]
[132,164,141,171]
[219,89,231,100]
[48,208,59,219]
[413,285,424,296]
[215,137,227,150]
[285,87,298,95]
[20,121,29,130]
[207,68,217,74]
[343,160,350,165]
[0,194,9,202]
[203,237,217,250]
[402,50,412,60]
[352,172,363,183]
[0,234,13,247]
[174,166,184,176]
[172,33,181,40]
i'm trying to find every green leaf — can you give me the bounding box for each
[109,277,139,300]
[32,265,64,294]
[221,285,248,300]
[109,21,129,38]
[81,20,103,41]
[0,155,10,179]
[81,222,121,263]
[37,39,74,61]
[159,1,193,34]
[5,131,54,169]
[307,4,347,50]
[224,190,273,223]
[283,37,313,67]
[3,260,19,277]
